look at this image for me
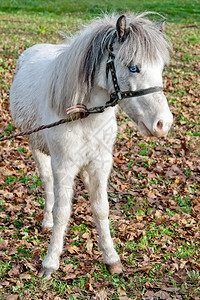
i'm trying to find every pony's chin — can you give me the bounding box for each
[138,122,153,137]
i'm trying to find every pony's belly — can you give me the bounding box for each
[28,132,50,156]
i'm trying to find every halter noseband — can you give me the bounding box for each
[105,32,163,107]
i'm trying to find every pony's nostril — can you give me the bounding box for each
[156,120,163,130]
[153,119,170,137]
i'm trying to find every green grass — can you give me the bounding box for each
[4,173,42,188]
[0,0,200,23]
[0,1,200,299]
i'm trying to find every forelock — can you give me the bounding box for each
[117,17,171,66]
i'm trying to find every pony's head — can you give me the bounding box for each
[95,14,173,137]
[49,13,173,137]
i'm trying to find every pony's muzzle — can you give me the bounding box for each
[152,117,173,137]
[139,114,173,137]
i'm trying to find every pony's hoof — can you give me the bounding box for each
[106,261,123,275]
[43,269,52,280]
[38,268,53,279]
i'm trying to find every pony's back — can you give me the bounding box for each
[10,43,65,130]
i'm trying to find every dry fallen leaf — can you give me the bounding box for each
[19,273,31,280]
[0,240,8,250]
[67,245,80,254]
[117,286,127,296]
[0,18,199,300]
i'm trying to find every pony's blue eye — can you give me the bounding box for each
[128,66,139,73]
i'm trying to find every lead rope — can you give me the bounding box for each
[0,117,75,142]
[0,105,103,142]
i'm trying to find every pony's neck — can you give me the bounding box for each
[87,86,110,110]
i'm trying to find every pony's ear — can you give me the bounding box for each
[154,19,166,32]
[116,15,129,42]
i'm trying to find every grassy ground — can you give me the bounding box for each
[0,1,200,299]
[0,0,200,23]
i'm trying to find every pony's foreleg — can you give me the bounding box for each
[31,149,54,229]
[87,166,122,274]
[42,163,77,279]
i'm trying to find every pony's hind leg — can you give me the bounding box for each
[42,159,78,279]
[31,149,54,229]
[85,165,123,275]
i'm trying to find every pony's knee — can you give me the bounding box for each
[41,168,53,184]
[53,204,71,225]
[91,197,109,219]
[93,207,109,220]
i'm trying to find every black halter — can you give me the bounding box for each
[105,32,163,107]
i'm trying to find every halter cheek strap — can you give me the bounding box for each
[105,32,163,107]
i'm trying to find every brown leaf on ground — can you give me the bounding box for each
[0,17,199,300]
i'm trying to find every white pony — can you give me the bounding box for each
[10,13,173,278]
